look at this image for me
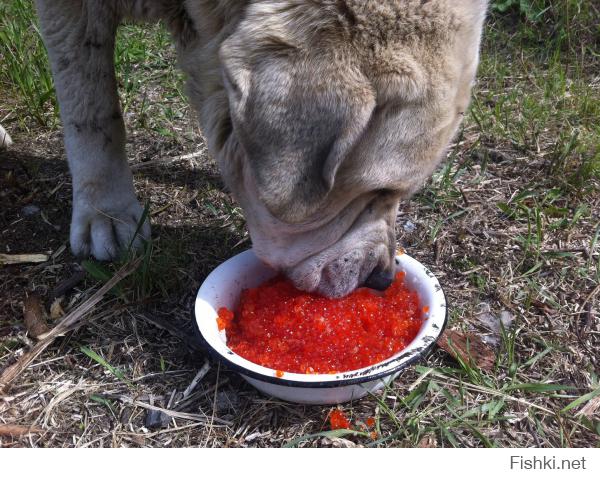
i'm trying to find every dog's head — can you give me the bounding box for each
[199,0,487,297]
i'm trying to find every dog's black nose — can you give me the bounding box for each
[364,266,394,291]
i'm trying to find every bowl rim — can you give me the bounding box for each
[194,250,448,388]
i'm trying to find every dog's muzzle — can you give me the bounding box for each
[363,266,394,291]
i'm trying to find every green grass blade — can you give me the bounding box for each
[561,386,600,414]
[504,383,575,393]
[127,201,151,252]
[80,346,133,388]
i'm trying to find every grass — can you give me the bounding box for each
[481,0,600,184]
[80,345,135,389]
[0,0,56,127]
[0,0,187,135]
[0,1,599,447]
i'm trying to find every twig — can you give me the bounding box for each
[434,239,442,265]
[577,393,600,418]
[135,312,204,352]
[123,422,206,439]
[49,270,87,300]
[0,259,141,394]
[130,149,206,171]
[0,253,49,265]
[540,247,592,259]
[580,283,600,313]
[182,360,210,400]
[109,394,231,426]
[174,378,230,412]
[203,361,222,446]
[0,424,45,437]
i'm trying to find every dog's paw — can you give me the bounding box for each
[70,192,151,261]
[0,124,13,149]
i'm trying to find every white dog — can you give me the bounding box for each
[35,0,487,297]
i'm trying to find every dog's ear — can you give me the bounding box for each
[222,51,376,223]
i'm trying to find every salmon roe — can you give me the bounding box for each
[217,271,423,374]
[329,410,351,430]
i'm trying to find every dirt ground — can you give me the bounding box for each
[1,119,598,447]
[1,4,599,448]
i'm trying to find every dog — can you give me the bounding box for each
[34,0,487,297]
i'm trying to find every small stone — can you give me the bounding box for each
[145,410,170,430]
[22,204,40,216]
[215,390,240,413]
[120,407,132,425]
[403,221,416,233]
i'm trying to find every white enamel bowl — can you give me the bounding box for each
[194,250,447,405]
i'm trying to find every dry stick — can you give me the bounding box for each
[49,270,87,301]
[577,392,600,418]
[0,424,45,437]
[174,377,230,412]
[203,361,222,447]
[135,312,204,352]
[0,259,141,394]
[0,253,49,265]
[133,422,206,438]
[181,360,210,400]
[110,395,231,426]
[580,283,600,313]
[130,149,206,171]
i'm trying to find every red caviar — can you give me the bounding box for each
[216,307,234,331]
[217,271,423,374]
[329,410,351,430]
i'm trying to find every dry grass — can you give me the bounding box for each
[1,2,599,447]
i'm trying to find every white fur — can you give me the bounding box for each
[35,0,487,297]
[0,124,12,149]
[35,0,150,259]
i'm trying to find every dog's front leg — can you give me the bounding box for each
[36,1,149,260]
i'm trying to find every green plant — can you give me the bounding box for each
[491,0,546,21]
[81,346,134,388]
[0,0,57,126]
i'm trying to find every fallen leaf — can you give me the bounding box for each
[417,434,438,448]
[0,259,141,394]
[23,294,50,339]
[477,303,514,333]
[0,424,45,437]
[476,303,514,346]
[321,436,361,448]
[50,297,65,320]
[437,329,496,371]
[530,299,557,316]
[577,395,600,418]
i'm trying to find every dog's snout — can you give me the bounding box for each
[363,266,394,291]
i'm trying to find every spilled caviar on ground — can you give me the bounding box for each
[329,410,351,430]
